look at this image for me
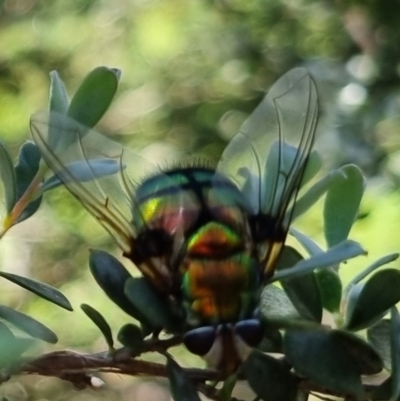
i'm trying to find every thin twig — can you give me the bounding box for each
[10,348,387,400]
[18,350,217,382]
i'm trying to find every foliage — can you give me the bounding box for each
[0,66,398,401]
[3,0,400,177]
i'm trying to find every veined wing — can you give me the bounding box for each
[216,68,319,278]
[30,112,190,288]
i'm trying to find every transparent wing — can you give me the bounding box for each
[216,68,319,278]
[31,113,197,289]
[30,112,189,287]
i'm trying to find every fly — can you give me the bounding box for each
[30,68,319,374]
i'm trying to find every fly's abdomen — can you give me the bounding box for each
[182,222,260,326]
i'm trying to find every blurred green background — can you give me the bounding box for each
[1,0,400,399]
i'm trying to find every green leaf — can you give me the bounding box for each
[0,321,16,365]
[301,150,322,185]
[125,278,183,333]
[292,228,343,315]
[296,390,310,401]
[0,322,36,366]
[344,269,400,331]
[257,326,283,353]
[391,307,400,401]
[42,159,122,192]
[277,246,322,322]
[166,356,201,401]
[371,377,392,401]
[140,322,153,338]
[263,316,324,332]
[49,71,69,114]
[89,250,152,325]
[81,304,113,349]
[14,141,43,223]
[117,324,144,353]
[290,228,323,256]
[367,319,391,371]
[261,284,300,320]
[0,141,16,214]
[0,321,16,343]
[324,164,365,247]
[277,246,304,270]
[218,374,237,401]
[12,337,36,356]
[346,253,399,291]
[243,350,297,401]
[0,305,57,343]
[334,330,383,375]
[315,268,342,313]
[67,66,119,128]
[284,329,364,397]
[292,168,344,221]
[270,240,366,283]
[0,272,72,311]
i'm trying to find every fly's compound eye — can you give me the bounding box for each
[183,327,216,356]
[234,319,264,347]
[133,229,173,263]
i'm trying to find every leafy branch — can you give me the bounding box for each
[0,67,399,401]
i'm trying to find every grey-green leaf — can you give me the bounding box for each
[0,271,72,311]
[41,159,122,192]
[0,141,17,214]
[333,330,383,375]
[14,141,43,223]
[300,150,322,185]
[315,268,342,313]
[12,337,36,357]
[0,305,57,343]
[67,66,119,128]
[117,324,144,353]
[0,320,16,365]
[344,269,400,331]
[89,250,152,326]
[243,350,297,401]
[292,168,344,222]
[346,253,399,291]
[125,278,183,334]
[49,71,69,114]
[166,356,201,401]
[218,374,237,401]
[0,322,34,367]
[257,327,283,353]
[261,284,300,320]
[81,304,113,349]
[367,319,391,371]
[277,246,322,322]
[290,228,323,256]
[324,164,365,247]
[284,329,364,397]
[371,377,392,401]
[270,240,366,283]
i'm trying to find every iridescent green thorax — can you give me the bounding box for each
[133,167,250,233]
[132,167,261,326]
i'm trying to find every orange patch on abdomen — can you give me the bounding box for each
[183,258,249,322]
